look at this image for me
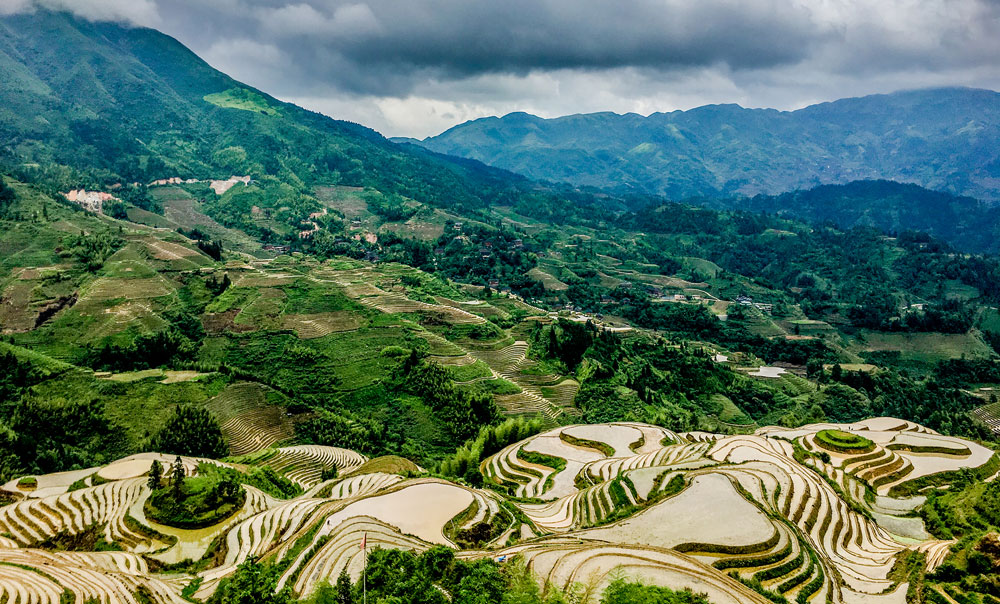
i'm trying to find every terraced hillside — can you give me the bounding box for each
[0,184,589,464]
[1,418,994,604]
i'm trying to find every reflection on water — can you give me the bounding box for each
[128,489,252,564]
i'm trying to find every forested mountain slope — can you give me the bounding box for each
[410,88,1000,201]
[698,180,1000,255]
[0,9,573,215]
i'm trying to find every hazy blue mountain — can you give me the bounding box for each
[409,88,1000,202]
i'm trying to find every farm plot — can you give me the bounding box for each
[0,280,37,331]
[475,540,774,604]
[0,548,187,604]
[79,277,173,305]
[0,478,158,550]
[242,445,367,488]
[583,473,775,550]
[1,466,97,500]
[268,480,478,598]
[281,311,362,338]
[140,237,208,265]
[205,382,297,455]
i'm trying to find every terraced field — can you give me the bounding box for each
[205,382,296,455]
[1,418,993,604]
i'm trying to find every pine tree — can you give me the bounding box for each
[335,570,353,604]
[171,456,185,499]
[147,459,162,491]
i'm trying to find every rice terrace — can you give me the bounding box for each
[0,417,996,604]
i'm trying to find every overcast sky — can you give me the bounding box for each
[6,0,1000,137]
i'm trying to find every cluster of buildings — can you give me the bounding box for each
[62,189,119,213]
[148,177,200,186]
[734,294,773,314]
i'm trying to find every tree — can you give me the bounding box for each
[150,407,227,458]
[336,570,353,604]
[103,200,128,220]
[601,578,711,604]
[171,456,185,499]
[216,556,293,604]
[147,459,162,490]
[455,560,505,604]
[0,177,16,218]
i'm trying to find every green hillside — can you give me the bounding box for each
[709,180,1000,255]
[0,10,578,216]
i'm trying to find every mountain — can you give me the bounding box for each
[699,180,1000,255]
[0,9,555,214]
[409,88,1000,201]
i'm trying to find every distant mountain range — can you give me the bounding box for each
[403,88,1000,202]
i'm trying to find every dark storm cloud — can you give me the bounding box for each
[15,0,830,95]
[252,0,825,85]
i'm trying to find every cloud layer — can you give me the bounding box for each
[5,0,1000,137]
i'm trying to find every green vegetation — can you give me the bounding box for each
[601,579,712,604]
[907,471,1000,601]
[438,418,548,486]
[144,458,245,529]
[212,556,293,604]
[814,430,875,454]
[204,88,281,116]
[150,407,228,459]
